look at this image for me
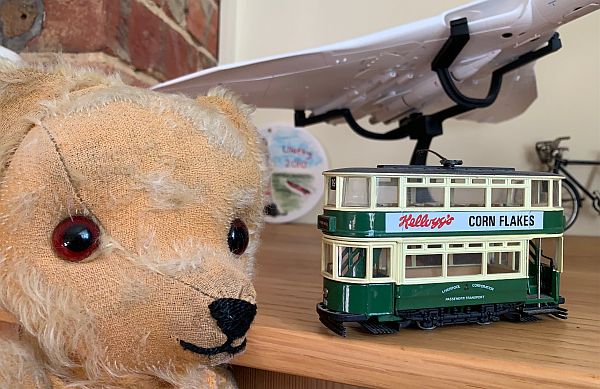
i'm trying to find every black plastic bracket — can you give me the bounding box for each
[295,109,412,140]
[294,18,562,165]
[433,18,562,111]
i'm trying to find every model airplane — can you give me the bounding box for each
[153,0,598,138]
[0,46,21,63]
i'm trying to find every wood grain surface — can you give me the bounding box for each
[233,366,365,389]
[0,226,597,388]
[231,225,600,388]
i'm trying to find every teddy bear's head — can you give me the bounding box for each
[0,60,266,384]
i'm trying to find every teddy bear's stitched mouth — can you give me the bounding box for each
[179,338,247,356]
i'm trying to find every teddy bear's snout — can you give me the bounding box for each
[209,298,257,340]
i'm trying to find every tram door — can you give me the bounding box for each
[369,247,394,315]
[528,238,562,300]
[338,247,394,315]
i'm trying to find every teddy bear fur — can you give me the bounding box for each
[0,59,267,388]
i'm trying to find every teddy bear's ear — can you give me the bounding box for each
[195,87,257,140]
[0,59,120,176]
[0,61,53,177]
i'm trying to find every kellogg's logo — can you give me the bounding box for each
[398,213,455,230]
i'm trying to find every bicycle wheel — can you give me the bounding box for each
[561,180,580,230]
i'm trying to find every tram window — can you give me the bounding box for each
[449,243,464,248]
[327,177,336,206]
[492,179,506,185]
[342,177,370,207]
[511,179,525,185]
[489,242,503,247]
[323,243,333,275]
[553,180,560,207]
[468,243,483,248]
[406,187,444,207]
[487,252,520,274]
[405,254,442,278]
[448,253,483,276]
[450,188,486,207]
[491,188,524,207]
[407,177,423,183]
[338,246,366,278]
[429,178,444,184]
[373,248,391,278]
[451,178,466,184]
[531,180,549,207]
[406,244,422,250]
[376,177,399,207]
[472,178,486,184]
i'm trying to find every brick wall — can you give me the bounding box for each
[0,0,219,86]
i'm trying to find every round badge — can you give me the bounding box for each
[259,125,328,223]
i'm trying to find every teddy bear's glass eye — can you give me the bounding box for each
[227,218,249,255]
[52,216,101,262]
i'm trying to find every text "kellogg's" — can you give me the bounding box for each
[398,214,455,230]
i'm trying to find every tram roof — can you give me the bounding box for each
[325,165,561,177]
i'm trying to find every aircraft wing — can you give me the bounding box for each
[152,0,598,125]
[0,46,22,64]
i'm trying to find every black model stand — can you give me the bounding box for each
[294,18,562,165]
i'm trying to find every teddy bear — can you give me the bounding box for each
[0,58,267,388]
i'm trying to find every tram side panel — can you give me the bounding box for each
[395,279,529,311]
[323,279,395,316]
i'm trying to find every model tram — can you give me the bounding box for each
[316,163,566,336]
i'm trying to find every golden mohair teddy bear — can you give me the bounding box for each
[0,59,266,388]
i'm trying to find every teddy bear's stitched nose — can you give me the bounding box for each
[209,298,257,339]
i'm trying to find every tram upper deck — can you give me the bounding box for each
[319,165,564,237]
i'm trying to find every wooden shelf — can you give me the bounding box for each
[1,225,597,388]
[232,224,600,388]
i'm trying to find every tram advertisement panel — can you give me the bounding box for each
[385,211,543,233]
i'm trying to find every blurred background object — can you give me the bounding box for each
[0,0,219,86]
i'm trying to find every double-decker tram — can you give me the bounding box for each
[316,164,567,336]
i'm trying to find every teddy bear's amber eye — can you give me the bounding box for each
[52,216,101,262]
[228,218,249,255]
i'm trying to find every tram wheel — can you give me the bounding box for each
[417,320,437,330]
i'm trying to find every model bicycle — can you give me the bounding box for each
[535,137,600,230]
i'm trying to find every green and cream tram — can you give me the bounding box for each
[316,165,566,336]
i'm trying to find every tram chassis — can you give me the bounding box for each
[316,298,567,337]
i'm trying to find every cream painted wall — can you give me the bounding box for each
[220,0,600,236]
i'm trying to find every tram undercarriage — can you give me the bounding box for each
[316,299,567,337]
